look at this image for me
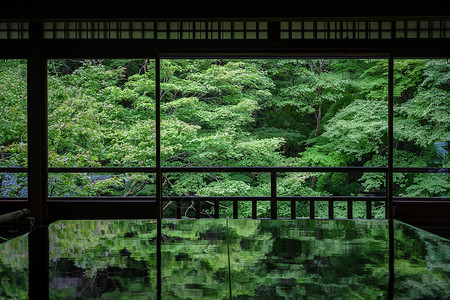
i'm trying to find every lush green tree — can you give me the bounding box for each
[0,58,448,214]
[0,60,27,167]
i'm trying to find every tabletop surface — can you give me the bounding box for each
[1,219,449,299]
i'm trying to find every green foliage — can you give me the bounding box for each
[323,99,387,159]
[395,60,450,148]
[393,59,426,104]
[0,60,27,168]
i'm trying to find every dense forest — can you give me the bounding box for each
[0,58,448,218]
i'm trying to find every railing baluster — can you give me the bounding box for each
[366,201,372,219]
[271,171,277,219]
[310,200,315,219]
[252,199,257,219]
[347,200,353,219]
[328,200,334,219]
[233,200,238,219]
[385,171,389,219]
[385,199,389,219]
[290,199,296,219]
[176,198,182,219]
[195,199,200,219]
[214,199,219,219]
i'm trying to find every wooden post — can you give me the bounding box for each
[271,171,277,219]
[28,226,49,299]
[27,22,48,225]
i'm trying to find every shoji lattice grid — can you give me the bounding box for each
[395,20,450,39]
[280,21,393,39]
[280,19,450,40]
[43,21,268,40]
[0,22,29,39]
[4,20,449,40]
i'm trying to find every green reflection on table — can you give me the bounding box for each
[0,219,448,299]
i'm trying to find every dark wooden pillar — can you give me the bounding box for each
[27,22,48,224]
[155,56,162,300]
[155,55,161,219]
[28,225,49,299]
[271,171,277,219]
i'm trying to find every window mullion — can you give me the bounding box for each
[155,55,162,219]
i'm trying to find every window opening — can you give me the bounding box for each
[0,59,28,203]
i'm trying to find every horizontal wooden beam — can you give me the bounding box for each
[0,38,449,58]
[47,201,157,221]
[1,0,448,20]
[2,166,448,173]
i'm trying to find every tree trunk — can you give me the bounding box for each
[314,86,323,137]
[314,105,322,137]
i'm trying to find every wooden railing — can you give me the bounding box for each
[1,166,447,219]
